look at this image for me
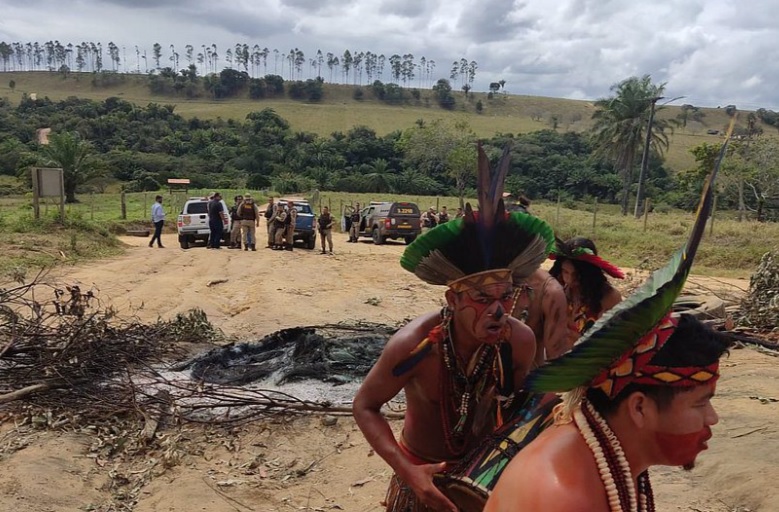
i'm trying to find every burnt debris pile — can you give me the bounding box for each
[177,323,395,386]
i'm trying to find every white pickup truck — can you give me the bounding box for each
[177,197,230,249]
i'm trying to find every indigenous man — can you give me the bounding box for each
[228,195,243,250]
[284,200,297,251]
[512,268,569,366]
[353,145,555,512]
[486,148,730,512]
[238,194,260,251]
[264,196,276,248]
[318,205,334,254]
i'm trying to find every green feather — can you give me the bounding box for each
[506,212,556,255]
[526,120,735,393]
[400,219,464,273]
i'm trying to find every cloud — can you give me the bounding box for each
[1,0,779,108]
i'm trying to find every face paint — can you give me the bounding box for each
[654,427,712,468]
[456,284,516,343]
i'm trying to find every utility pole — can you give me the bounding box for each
[634,96,663,218]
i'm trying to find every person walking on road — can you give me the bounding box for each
[207,192,225,249]
[318,205,334,254]
[149,195,165,248]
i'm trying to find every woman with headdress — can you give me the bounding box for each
[550,237,623,340]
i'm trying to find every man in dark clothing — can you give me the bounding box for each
[348,203,361,242]
[208,192,225,249]
[264,196,276,248]
[438,206,449,224]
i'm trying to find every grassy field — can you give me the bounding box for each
[0,190,775,279]
[3,71,773,173]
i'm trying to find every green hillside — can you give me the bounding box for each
[0,71,772,172]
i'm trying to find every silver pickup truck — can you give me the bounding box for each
[177,197,230,249]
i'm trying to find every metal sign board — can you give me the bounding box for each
[35,168,64,197]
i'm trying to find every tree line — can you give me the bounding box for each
[0,41,480,91]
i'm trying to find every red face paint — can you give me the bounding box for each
[457,285,516,343]
[654,427,712,467]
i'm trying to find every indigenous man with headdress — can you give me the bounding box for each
[353,145,555,512]
[485,129,734,512]
[549,237,623,342]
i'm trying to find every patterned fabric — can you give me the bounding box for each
[591,314,679,398]
[570,303,599,336]
[632,362,720,387]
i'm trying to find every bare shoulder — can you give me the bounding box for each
[507,317,535,354]
[486,426,604,512]
[382,311,441,356]
[602,285,622,312]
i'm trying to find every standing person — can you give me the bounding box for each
[228,195,243,250]
[512,268,569,367]
[455,207,464,219]
[149,195,165,248]
[438,206,450,224]
[549,237,624,344]
[353,145,556,512]
[284,200,297,251]
[425,207,438,229]
[318,205,334,254]
[272,203,288,250]
[207,192,225,249]
[264,196,276,248]
[485,167,729,511]
[348,202,361,242]
[238,194,260,251]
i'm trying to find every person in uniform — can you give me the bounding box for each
[348,202,361,242]
[318,205,334,254]
[264,196,276,248]
[238,194,260,251]
[272,203,287,250]
[438,206,450,224]
[228,195,243,250]
[284,200,298,251]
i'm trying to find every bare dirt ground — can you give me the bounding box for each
[1,235,777,512]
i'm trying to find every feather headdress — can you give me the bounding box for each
[549,237,625,279]
[526,119,736,396]
[393,143,554,377]
[400,143,555,290]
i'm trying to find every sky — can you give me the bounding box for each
[1,0,778,110]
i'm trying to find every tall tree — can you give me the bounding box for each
[591,75,670,215]
[152,43,162,70]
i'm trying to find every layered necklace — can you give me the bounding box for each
[437,315,502,457]
[573,399,655,512]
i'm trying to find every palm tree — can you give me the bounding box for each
[39,132,100,203]
[591,75,670,215]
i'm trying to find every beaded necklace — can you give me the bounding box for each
[573,399,655,512]
[437,315,502,457]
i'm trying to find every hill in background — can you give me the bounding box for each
[1,71,773,172]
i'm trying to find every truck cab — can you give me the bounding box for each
[177,197,230,249]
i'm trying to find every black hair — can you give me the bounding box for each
[155,195,163,201]
[550,237,610,315]
[588,314,732,416]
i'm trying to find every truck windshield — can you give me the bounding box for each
[295,204,312,214]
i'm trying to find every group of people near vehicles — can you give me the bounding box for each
[227,195,298,252]
[352,144,730,512]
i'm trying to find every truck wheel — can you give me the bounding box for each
[404,235,417,245]
[179,235,190,249]
[306,234,316,250]
[372,228,385,245]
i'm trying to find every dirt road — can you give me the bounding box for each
[1,236,776,512]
